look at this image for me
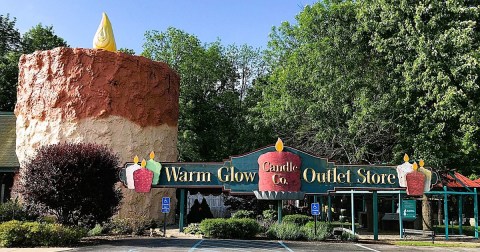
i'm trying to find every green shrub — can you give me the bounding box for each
[340,231,358,241]
[183,223,203,235]
[0,220,86,247]
[200,218,259,239]
[282,214,312,226]
[87,224,103,236]
[231,210,255,219]
[0,200,37,222]
[302,221,332,241]
[266,222,303,240]
[262,209,277,221]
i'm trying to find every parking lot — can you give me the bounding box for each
[70,238,480,252]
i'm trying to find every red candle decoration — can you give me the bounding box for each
[257,138,301,192]
[133,159,154,193]
[406,162,426,196]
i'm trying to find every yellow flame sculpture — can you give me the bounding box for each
[93,12,117,52]
[275,138,284,152]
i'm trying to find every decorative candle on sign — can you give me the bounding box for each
[146,151,161,185]
[396,154,413,187]
[417,159,432,192]
[257,138,301,192]
[125,155,141,189]
[406,162,426,196]
[133,159,154,193]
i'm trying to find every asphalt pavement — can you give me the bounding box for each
[66,238,480,252]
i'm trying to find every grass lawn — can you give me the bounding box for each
[393,241,480,248]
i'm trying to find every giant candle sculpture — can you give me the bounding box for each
[258,138,301,192]
[15,14,180,223]
[418,159,432,192]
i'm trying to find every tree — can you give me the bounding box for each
[0,14,21,111]
[19,143,122,227]
[257,0,395,164]
[21,24,68,54]
[358,0,480,173]
[118,48,135,55]
[142,28,272,161]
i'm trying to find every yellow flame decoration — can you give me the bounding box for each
[141,159,146,168]
[93,12,117,52]
[133,155,139,164]
[149,151,155,160]
[413,162,418,171]
[403,153,409,163]
[419,159,424,168]
[275,138,284,152]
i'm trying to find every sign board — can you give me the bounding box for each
[120,145,438,194]
[311,203,320,216]
[403,200,416,220]
[162,197,170,213]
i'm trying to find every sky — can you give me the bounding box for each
[1,0,318,54]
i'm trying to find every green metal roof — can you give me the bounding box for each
[0,112,19,169]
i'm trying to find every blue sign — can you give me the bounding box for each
[162,197,170,213]
[311,203,320,216]
[162,197,170,205]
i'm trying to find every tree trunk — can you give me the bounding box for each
[422,195,432,234]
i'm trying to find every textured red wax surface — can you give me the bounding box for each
[257,151,301,192]
[406,171,425,196]
[133,168,154,193]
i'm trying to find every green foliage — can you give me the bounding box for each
[266,222,304,240]
[262,209,277,221]
[142,27,273,162]
[340,230,358,242]
[118,48,136,55]
[257,0,480,173]
[87,224,103,236]
[183,223,203,235]
[0,220,86,247]
[302,221,332,241]
[282,214,312,226]
[199,218,260,239]
[0,200,37,222]
[20,143,122,228]
[21,24,68,54]
[231,210,255,219]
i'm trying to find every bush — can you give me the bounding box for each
[19,143,122,228]
[87,224,103,236]
[231,210,255,219]
[340,230,358,241]
[282,214,312,226]
[183,223,203,235]
[302,221,332,241]
[200,218,260,239]
[0,220,86,247]
[0,200,38,222]
[266,222,303,240]
[262,209,277,221]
